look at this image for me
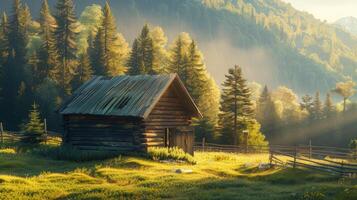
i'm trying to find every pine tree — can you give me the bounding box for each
[128,24,154,75]
[168,35,184,75]
[72,51,93,89]
[39,0,59,83]
[219,65,255,145]
[28,51,41,90]
[127,39,142,75]
[186,40,205,100]
[0,13,9,101]
[22,103,45,144]
[0,13,9,66]
[312,91,323,120]
[92,2,128,76]
[151,26,169,73]
[138,24,154,74]
[324,92,335,118]
[2,0,30,128]
[300,94,314,119]
[54,0,78,96]
[256,85,279,140]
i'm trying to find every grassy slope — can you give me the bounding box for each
[0,149,356,200]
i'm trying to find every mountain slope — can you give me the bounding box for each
[1,0,357,94]
[335,16,357,36]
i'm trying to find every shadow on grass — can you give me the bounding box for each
[55,169,355,200]
[1,149,356,200]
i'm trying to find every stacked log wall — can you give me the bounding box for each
[63,115,145,151]
[144,86,192,147]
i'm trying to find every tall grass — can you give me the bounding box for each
[147,147,196,164]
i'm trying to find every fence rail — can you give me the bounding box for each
[0,130,62,144]
[194,141,357,176]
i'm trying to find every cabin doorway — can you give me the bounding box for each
[164,127,194,155]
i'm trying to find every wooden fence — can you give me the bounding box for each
[0,122,62,145]
[194,141,357,176]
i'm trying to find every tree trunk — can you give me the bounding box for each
[234,99,237,145]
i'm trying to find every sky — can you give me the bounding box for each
[283,0,357,22]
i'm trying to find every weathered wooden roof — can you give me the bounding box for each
[59,74,202,119]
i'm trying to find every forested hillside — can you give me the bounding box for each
[335,16,357,36]
[1,0,357,94]
[1,0,357,147]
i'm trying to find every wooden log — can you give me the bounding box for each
[75,145,137,152]
[142,133,162,137]
[140,138,164,143]
[149,110,187,115]
[145,118,188,123]
[70,141,134,147]
[69,137,134,143]
[147,114,188,119]
[144,122,189,126]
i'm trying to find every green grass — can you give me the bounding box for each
[0,148,356,200]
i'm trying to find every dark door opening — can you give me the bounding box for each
[163,127,194,155]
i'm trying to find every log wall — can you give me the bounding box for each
[63,115,145,151]
[144,86,193,148]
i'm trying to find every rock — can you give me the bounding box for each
[258,163,271,170]
[175,169,193,174]
[244,163,254,168]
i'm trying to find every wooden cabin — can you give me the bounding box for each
[59,74,202,155]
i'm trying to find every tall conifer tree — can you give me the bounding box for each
[39,0,59,83]
[127,39,142,75]
[0,13,9,104]
[168,35,184,75]
[72,51,93,89]
[128,24,154,75]
[185,40,205,99]
[151,26,169,73]
[28,51,41,90]
[54,0,78,96]
[256,85,279,140]
[2,0,30,128]
[219,65,255,145]
[312,91,323,120]
[92,2,128,76]
[324,92,335,118]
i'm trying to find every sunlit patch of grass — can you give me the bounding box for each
[0,148,355,199]
[0,148,16,154]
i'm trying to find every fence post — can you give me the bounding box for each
[269,150,273,167]
[340,161,344,177]
[293,146,297,169]
[309,139,312,159]
[0,122,3,144]
[44,118,48,144]
[202,137,205,152]
[243,130,249,153]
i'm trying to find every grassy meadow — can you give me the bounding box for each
[0,146,357,200]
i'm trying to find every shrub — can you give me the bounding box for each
[297,191,326,200]
[212,153,237,161]
[33,145,120,162]
[147,147,196,164]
